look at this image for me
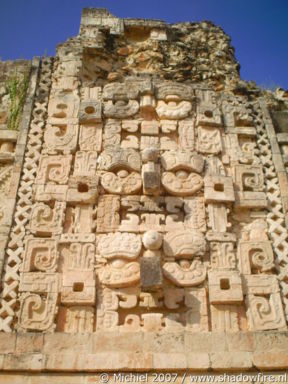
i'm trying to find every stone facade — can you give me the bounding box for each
[0,8,288,380]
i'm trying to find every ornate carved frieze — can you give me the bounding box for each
[30,202,65,236]
[74,151,98,176]
[210,242,236,270]
[163,260,206,286]
[23,238,58,272]
[1,11,288,342]
[243,275,286,330]
[100,170,142,194]
[161,151,204,173]
[233,164,267,208]
[79,123,102,151]
[97,148,141,171]
[61,271,96,305]
[97,233,142,259]
[36,155,72,184]
[208,271,243,304]
[44,124,79,154]
[156,99,192,120]
[98,261,140,288]
[204,175,235,203]
[18,272,59,331]
[238,241,274,274]
[197,126,222,154]
[161,171,203,196]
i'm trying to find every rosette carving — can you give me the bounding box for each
[161,171,203,196]
[156,100,192,120]
[163,260,206,286]
[100,171,142,194]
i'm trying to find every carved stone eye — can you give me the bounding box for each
[84,106,95,114]
[115,100,128,107]
[175,170,188,179]
[111,259,125,268]
[204,110,213,118]
[117,169,129,178]
[179,259,190,269]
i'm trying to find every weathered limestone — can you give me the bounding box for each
[0,6,288,377]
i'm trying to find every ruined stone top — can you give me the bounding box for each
[55,8,240,89]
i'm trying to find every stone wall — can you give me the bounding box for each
[0,8,287,380]
[0,58,38,288]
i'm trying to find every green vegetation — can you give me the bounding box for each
[6,72,29,130]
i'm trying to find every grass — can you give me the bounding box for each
[6,71,29,130]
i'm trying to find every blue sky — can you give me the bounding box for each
[1,0,287,89]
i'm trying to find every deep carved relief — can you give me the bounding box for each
[161,171,203,196]
[1,10,287,347]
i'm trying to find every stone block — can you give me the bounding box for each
[277,132,288,143]
[253,352,288,369]
[208,271,243,304]
[210,351,252,370]
[3,353,43,371]
[33,184,68,202]
[0,152,15,163]
[211,304,241,332]
[204,175,235,203]
[269,137,281,154]
[45,352,153,371]
[44,353,85,371]
[61,271,96,305]
[226,332,255,352]
[242,275,280,295]
[143,331,185,353]
[14,144,26,161]
[185,332,227,352]
[143,171,160,195]
[0,333,16,353]
[142,313,163,332]
[43,333,92,354]
[141,121,159,135]
[0,130,18,141]
[233,165,267,208]
[66,186,98,204]
[186,352,210,370]
[0,374,29,384]
[253,331,288,351]
[140,254,162,291]
[152,353,187,369]
[278,172,288,197]
[16,333,44,353]
[0,198,15,226]
[6,165,22,198]
[238,240,274,274]
[29,374,85,384]
[235,191,268,208]
[272,154,285,172]
[91,331,143,353]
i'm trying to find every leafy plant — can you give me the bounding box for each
[6,72,29,130]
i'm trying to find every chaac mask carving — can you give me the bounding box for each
[0,9,287,337]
